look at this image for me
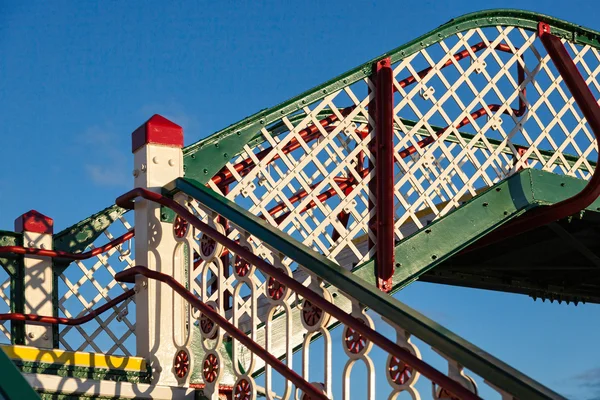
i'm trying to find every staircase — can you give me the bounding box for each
[2,9,600,399]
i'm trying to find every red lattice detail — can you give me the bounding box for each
[388,356,413,386]
[173,215,189,238]
[174,349,190,378]
[200,304,217,339]
[233,378,252,400]
[203,353,219,383]
[200,234,217,258]
[344,320,368,354]
[267,276,286,300]
[302,300,324,327]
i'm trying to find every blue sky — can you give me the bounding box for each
[1,1,600,399]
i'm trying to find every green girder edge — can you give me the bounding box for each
[0,346,40,399]
[12,360,151,384]
[352,169,600,295]
[175,175,564,400]
[0,230,25,344]
[53,204,128,273]
[181,8,600,183]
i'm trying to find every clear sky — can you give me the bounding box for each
[1,1,599,399]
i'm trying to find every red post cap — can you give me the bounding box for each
[15,210,53,234]
[131,114,184,153]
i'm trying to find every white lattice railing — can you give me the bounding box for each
[58,212,136,355]
[0,268,10,344]
[181,198,549,399]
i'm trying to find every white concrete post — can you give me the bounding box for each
[131,114,187,386]
[15,210,54,348]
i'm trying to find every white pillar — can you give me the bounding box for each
[15,210,54,348]
[132,114,187,386]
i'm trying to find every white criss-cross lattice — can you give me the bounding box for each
[58,213,136,356]
[0,270,11,344]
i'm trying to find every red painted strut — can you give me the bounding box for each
[0,230,134,260]
[116,187,480,400]
[0,289,135,326]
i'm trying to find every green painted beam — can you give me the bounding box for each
[175,175,563,399]
[0,346,40,399]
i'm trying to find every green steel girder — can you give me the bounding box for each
[174,174,563,399]
[181,9,600,182]
[353,169,600,295]
[53,204,127,274]
[0,230,25,344]
[0,346,40,399]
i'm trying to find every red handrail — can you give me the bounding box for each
[116,187,480,400]
[0,289,135,326]
[0,230,134,260]
[116,266,327,400]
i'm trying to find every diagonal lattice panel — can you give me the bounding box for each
[58,213,136,356]
[0,268,10,344]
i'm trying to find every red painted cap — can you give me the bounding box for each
[131,114,184,153]
[15,210,53,234]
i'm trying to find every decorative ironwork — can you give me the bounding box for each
[174,349,190,379]
[173,215,189,238]
[203,353,219,383]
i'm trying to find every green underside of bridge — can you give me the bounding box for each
[352,168,600,304]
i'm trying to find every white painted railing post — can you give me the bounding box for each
[131,114,187,386]
[15,210,54,348]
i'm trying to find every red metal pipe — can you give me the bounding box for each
[0,289,135,326]
[0,230,134,260]
[116,188,480,400]
[116,266,326,400]
[375,58,395,292]
[466,23,600,252]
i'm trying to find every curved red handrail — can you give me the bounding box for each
[116,266,326,400]
[116,187,480,400]
[0,289,135,326]
[0,230,134,260]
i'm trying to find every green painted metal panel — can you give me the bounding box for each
[0,346,40,399]
[175,175,563,399]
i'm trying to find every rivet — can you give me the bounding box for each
[133,169,139,177]
[431,255,438,260]
[43,333,48,340]
[40,243,45,249]
[29,241,35,247]
[141,164,147,172]
[560,182,565,187]
[215,143,220,148]
[28,332,34,339]
[152,156,159,164]
[142,281,147,288]
[203,169,209,175]
[483,202,489,207]
[168,159,175,167]
[224,153,229,158]
[236,131,241,136]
